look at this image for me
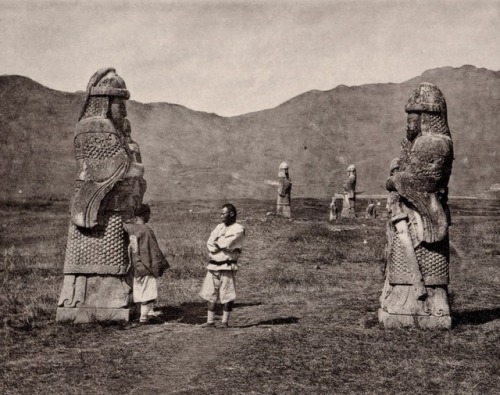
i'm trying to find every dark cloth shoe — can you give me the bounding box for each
[219,322,229,328]
[200,322,215,328]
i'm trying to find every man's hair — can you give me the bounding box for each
[135,204,151,218]
[222,203,237,219]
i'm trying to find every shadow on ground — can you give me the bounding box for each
[152,301,299,329]
[453,308,500,327]
[155,302,207,325]
[153,301,263,325]
[253,316,299,326]
[235,316,300,328]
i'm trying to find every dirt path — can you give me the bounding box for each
[114,299,308,394]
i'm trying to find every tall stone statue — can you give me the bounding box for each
[341,164,356,218]
[379,82,454,329]
[56,68,147,323]
[277,161,292,218]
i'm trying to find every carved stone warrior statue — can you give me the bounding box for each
[56,68,147,323]
[379,82,454,329]
[341,164,356,218]
[276,161,292,218]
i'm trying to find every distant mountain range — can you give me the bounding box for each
[0,65,498,202]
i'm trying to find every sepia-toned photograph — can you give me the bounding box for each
[1,0,499,394]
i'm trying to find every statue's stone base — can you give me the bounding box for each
[378,309,451,329]
[56,306,135,324]
[277,205,291,219]
[341,209,356,218]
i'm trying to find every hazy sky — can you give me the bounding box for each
[1,0,499,116]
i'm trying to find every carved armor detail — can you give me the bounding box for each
[64,214,128,275]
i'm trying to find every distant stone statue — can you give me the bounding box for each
[123,118,142,164]
[57,68,147,323]
[277,162,292,218]
[385,159,401,218]
[365,200,377,219]
[341,164,356,218]
[379,82,454,329]
[329,196,339,221]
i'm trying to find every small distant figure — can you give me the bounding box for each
[341,164,357,218]
[123,119,142,164]
[329,196,339,221]
[199,204,245,328]
[124,204,169,324]
[386,159,401,218]
[365,200,377,219]
[277,161,292,218]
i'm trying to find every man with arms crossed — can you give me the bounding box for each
[199,204,245,328]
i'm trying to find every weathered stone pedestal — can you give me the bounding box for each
[56,274,134,323]
[277,205,291,218]
[341,194,356,218]
[56,307,134,323]
[378,280,452,330]
[378,309,451,329]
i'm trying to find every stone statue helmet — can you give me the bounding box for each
[79,68,130,130]
[278,161,289,178]
[404,82,450,139]
[405,82,447,116]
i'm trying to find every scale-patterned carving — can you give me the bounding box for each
[81,133,122,160]
[389,235,449,285]
[63,213,128,275]
[83,141,122,160]
[428,113,450,137]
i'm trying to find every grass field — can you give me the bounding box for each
[1,197,499,394]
